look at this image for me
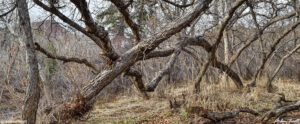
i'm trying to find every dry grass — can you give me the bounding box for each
[79,78,300,124]
[191,79,300,111]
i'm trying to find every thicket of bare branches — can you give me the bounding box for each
[0,0,299,123]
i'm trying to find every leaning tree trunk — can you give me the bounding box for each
[266,44,300,92]
[42,1,213,123]
[222,0,231,82]
[223,30,230,82]
[194,0,246,93]
[249,20,300,87]
[17,0,41,124]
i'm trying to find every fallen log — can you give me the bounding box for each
[260,100,300,123]
[188,106,259,122]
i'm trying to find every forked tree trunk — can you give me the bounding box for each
[42,1,213,123]
[194,0,247,93]
[17,0,41,123]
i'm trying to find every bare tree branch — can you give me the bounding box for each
[130,37,202,92]
[0,4,16,18]
[69,0,119,61]
[260,100,300,123]
[266,44,300,92]
[211,60,243,88]
[189,106,259,122]
[81,0,212,100]
[110,0,141,44]
[145,49,180,91]
[34,43,99,72]
[33,0,119,61]
[44,1,213,123]
[161,0,195,8]
[229,12,297,67]
[250,20,300,86]
[123,0,133,9]
[33,0,96,41]
[247,0,265,57]
[132,36,243,92]
[69,0,98,34]
[141,49,175,60]
[182,48,204,66]
[126,67,149,99]
[194,0,247,93]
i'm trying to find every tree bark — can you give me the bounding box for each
[17,0,41,123]
[228,12,297,68]
[223,31,230,65]
[42,1,212,123]
[249,20,300,87]
[223,0,231,66]
[266,44,300,92]
[260,100,300,123]
[212,60,243,88]
[189,106,258,122]
[127,36,244,94]
[145,49,181,91]
[194,0,247,93]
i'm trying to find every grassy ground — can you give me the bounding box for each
[79,78,300,124]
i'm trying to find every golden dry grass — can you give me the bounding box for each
[80,78,300,124]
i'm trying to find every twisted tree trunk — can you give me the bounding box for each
[41,1,213,123]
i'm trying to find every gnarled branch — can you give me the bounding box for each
[189,106,259,122]
[110,0,140,44]
[34,43,99,72]
[266,44,300,92]
[194,0,247,93]
[145,49,181,91]
[249,20,300,86]
[126,67,149,99]
[81,0,212,103]
[132,36,243,93]
[260,100,300,123]
[33,0,119,61]
[69,0,98,35]
[43,1,212,123]
[229,11,297,67]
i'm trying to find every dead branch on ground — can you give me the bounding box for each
[260,100,300,123]
[188,106,259,122]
